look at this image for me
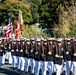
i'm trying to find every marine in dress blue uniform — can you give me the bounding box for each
[54,38,64,75]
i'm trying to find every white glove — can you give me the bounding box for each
[66,52,69,54]
[20,49,23,52]
[25,50,29,54]
[35,52,38,55]
[31,50,33,53]
[48,52,52,55]
[11,49,14,52]
[16,49,18,52]
[42,53,45,57]
[74,53,76,56]
[55,54,59,57]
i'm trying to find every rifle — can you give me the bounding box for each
[47,41,53,55]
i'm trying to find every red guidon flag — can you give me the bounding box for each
[6,14,13,43]
[16,21,20,39]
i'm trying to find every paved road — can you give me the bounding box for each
[0,64,30,75]
[0,63,73,75]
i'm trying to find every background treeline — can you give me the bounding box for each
[0,0,76,38]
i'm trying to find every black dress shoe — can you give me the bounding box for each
[52,72,56,75]
[1,63,4,65]
[70,71,73,75]
[61,70,65,75]
[13,68,16,70]
[20,71,24,72]
[31,73,34,75]
[18,69,20,71]
[25,72,28,74]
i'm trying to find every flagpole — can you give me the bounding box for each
[16,9,23,39]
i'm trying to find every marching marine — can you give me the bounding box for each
[0,38,3,67]
[24,38,31,74]
[19,38,25,72]
[41,39,48,75]
[34,38,42,75]
[65,38,73,75]
[16,39,21,71]
[7,39,12,65]
[11,39,17,70]
[54,38,64,75]
[47,38,55,75]
[72,39,76,75]
[30,38,36,75]
[1,38,8,65]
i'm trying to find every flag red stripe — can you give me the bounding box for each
[16,21,20,39]
[6,23,12,43]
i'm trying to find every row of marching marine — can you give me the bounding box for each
[0,37,76,75]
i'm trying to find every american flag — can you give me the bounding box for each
[6,14,13,43]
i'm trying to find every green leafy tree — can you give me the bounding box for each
[26,0,42,23]
[53,0,76,37]
[30,3,39,23]
[69,23,76,37]
[22,24,47,38]
[38,0,63,28]
[28,0,42,5]
[0,0,33,25]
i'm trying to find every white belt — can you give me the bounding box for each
[74,53,76,56]
[66,52,69,54]
[25,50,29,54]
[55,55,63,58]
[0,50,3,52]
[20,49,23,52]
[16,49,18,52]
[25,50,28,53]
[35,52,38,55]
[31,50,33,53]
[42,53,45,57]
[11,49,14,52]
[55,55,59,57]
[60,56,63,58]
[48,52,52,55]
[1,45,3,47]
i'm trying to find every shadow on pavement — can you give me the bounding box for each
[0,68,27,75]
